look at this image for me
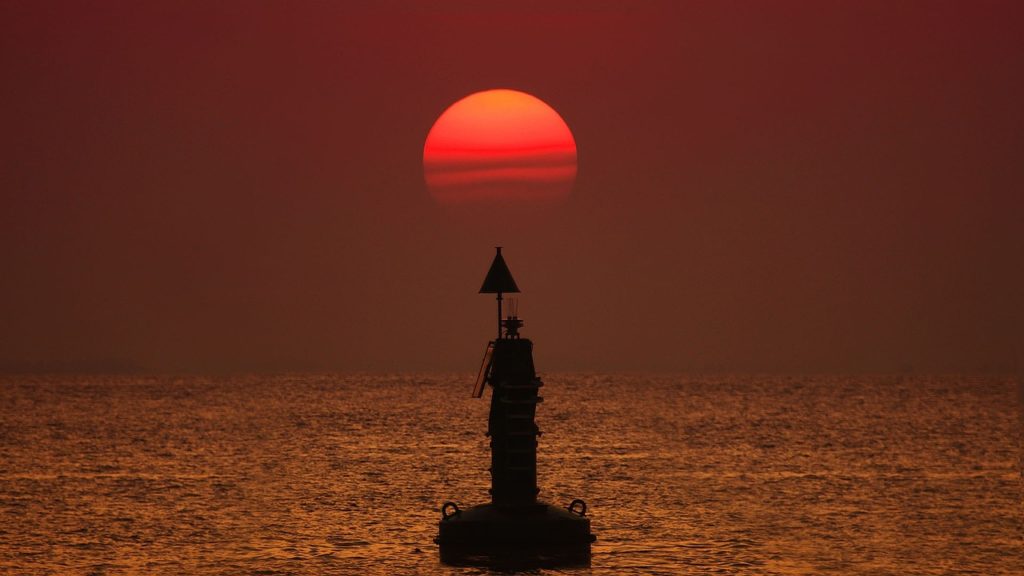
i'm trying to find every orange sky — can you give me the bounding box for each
[1,2,1021,373]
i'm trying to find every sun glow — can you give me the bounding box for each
[423,89,577,204]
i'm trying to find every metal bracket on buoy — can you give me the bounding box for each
[441,501,461,521]
[568,499,588,517]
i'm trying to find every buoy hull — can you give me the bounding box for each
[437,502,594,567]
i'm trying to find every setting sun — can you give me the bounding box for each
[423,89,577,204]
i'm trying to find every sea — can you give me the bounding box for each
[0,373,1020,575]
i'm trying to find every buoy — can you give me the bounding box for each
[435,247,595,567]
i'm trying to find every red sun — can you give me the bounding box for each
[423,89,577,205]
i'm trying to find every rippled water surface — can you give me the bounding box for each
[1,374,1020,574]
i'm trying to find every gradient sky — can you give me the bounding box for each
[2,1,1022,373]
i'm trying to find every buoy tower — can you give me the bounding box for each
[436,247,595,566]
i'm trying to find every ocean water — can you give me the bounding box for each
[0,373,1019,575]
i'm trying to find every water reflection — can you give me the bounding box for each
[0,374,1018,574]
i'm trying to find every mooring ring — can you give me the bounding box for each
[568,498,587,517]
[441,501,461,520]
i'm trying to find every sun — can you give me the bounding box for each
[423,89,577,205]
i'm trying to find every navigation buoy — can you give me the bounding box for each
[435,247,595,567]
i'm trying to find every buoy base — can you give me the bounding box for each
[436,502,594,567]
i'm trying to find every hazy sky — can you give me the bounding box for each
[2,1,1021,373]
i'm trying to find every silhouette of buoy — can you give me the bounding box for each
[434,248,595,567]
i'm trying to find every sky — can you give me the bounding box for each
[2,1,1022,374]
